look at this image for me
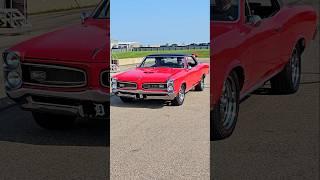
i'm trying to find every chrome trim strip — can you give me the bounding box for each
[116,91,176,100]
[7,88,110,103]
[142,83,167,90]
[22,63,87,88]
[22,96,85,117]
[117,81,137,89]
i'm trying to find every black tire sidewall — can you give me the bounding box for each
[212,71,240,140]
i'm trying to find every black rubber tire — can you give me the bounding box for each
[270,46,301,94]
[32,112,75,130]
[211,71,240,141]
[120,97,134,103]
[171,84,186,106]
[195,75,205,91]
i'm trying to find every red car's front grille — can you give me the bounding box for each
[117,82,137,89]
[21,63,87,88]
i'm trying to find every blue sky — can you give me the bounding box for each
[111,0,210,45]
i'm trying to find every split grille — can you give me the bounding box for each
[21,63,87,87]
[117,82,137,89]
[142,83,167,90]
[100,70,109,87]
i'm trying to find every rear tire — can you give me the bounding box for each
[212,71,240,141]
[195,75,205,91]
[172,84,186,106]
[270,46,301,94]
[32,112,75,130]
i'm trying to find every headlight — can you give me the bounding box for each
[167,79,174,93]
[6,71,22,89]
[4,51,20,69]
[111,78,117,91]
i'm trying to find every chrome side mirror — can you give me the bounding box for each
[248,15,262,27]
[81,12,90,24]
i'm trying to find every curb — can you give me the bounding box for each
[0,97,16,111]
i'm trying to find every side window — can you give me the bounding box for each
[247,0,280,19]
[245,0,252,22]
[211,0,239,21]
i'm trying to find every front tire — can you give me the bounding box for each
[171,84,186,106]
[32,112,75,130]
[270,46,301,94]
[212,71,240,140]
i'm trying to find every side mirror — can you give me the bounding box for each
[187,65,192,70]
[248,15,262,27]
[81,12,90,24]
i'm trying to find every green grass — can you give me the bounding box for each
[112,49,209,59]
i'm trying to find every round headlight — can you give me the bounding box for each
[111,78,117,90]
[167,86,174,92]
[5,52,20,69]
[7,71,22,89]
[167,79,174,93]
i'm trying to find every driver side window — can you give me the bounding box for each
[247,0,280,19]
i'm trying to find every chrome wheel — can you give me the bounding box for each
[220,76,237,130]
[291,48,300,88]
[178,86,185,102]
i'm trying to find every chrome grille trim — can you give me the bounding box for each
[117,81,137,89]
[100,70,109,87]
[142,83,167,90]
[22,63,87,88]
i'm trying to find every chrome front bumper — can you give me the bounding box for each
[7,88,109,117]
[113,89,176,100]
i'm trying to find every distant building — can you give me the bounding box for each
[113,41,141,51]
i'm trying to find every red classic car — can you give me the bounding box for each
[2,0,110,129]
[211,0,318,140]
[111,54,209,106]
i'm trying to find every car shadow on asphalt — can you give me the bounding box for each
[0,106,109,147]
[252,72,320,96]
[110,96,168,109]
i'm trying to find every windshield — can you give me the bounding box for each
[93,0,110,19]
[211,0,239,21]
[139,57,185,68]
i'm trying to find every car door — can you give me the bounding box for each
[186,56,202,86]
[182,57,196,89]
[243,0,281,87]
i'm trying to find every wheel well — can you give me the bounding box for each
[297,38,306,54]
[232,67,245,90]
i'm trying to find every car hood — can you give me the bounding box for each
[10,19,108,63]
[115,68,184,83]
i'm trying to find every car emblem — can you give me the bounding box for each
[30,71,47,82]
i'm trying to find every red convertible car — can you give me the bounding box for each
[2,0,110,129]
[211,0,318,140]
[112,54,209,106]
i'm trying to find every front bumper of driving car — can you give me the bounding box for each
[113,89,176,100]
[7,88,109,118]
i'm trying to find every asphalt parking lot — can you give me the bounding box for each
[110,59,210,179]
[0,8,109,179]
[211,4,320,179]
